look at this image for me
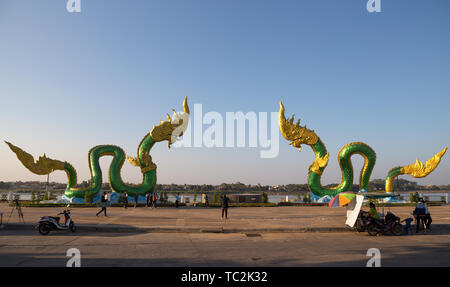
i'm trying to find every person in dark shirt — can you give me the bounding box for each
[204,194,209,207]
[221,194,229,219]
[96,191,108,217]
[123,191,128,209]
[146,192,150,207]
[175,193,180,208]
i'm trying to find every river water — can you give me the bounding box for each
[0,192,300,204]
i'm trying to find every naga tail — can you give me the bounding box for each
[5,141,77,185]
[385,147,447,192]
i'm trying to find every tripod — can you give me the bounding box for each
[7,199,25,224]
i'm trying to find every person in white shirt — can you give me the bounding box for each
[415,198,431,232]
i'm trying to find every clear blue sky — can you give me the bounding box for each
[0,0,449,186]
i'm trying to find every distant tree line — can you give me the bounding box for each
[1,179,449,193]
[155,179,449,193]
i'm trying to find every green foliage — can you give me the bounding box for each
[17,201,97,208]
[262,192,268,203]
[42,191,48,201]
[302,193,312,203]
[278,202,327,206]
[409,192,419,203]
[212,191,217,203]
[0,181,12,189]
[80,180,90,188]
[195,202,277,207]
[159,191,168,203]
[83,192,96,204]
[30,191,36,202]
[193,191,197,203]
[48,190,56,200]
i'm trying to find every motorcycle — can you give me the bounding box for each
[367,211,403,236]
[355,210,370,232]
[38,204,76,235]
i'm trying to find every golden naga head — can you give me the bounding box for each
[150,96,190,148]
[279,101,319,151]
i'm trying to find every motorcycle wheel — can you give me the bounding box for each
[355,220,366,232]
[38,223,51,235]
[367,223,378,236]
[69,222,76,232]
[391,223,403,236]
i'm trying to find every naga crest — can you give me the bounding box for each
[402,147,448,178]
[279,101,319,152]
[150,96,190,148]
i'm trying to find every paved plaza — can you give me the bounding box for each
[1,204,450,266]
[3,204,450,232]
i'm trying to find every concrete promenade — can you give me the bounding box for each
[2,204,450,266]
[2,203,450,233]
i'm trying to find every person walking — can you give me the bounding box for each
[96,191,108,217]
[146,192,150,207]
[123,191,128,209]
[221,194,229,219]
[152,192,157,208]
[175,193,180,208]
[134,192,139,208]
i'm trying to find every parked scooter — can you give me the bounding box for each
[38,204,76,235]
[367,211,403,236]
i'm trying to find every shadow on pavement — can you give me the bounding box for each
[2,240,449,267]
[0,224,148,237]
[306,241,450,267]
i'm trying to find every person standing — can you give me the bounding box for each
[123,191,128,209]
[204,194,209,207]
[146,192,150,207]
[415,198,430,232]
[152,192,157,208]
[221,194,229,219]
[134,192,139,208]
[425,208,432,230]
[175,193,180,208]
[96,191,108,217]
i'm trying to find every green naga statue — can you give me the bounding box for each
[279,101,447,197]
[6,97,190,202]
